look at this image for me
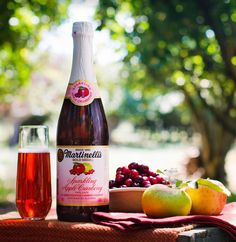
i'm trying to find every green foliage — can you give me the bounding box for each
[96,0,236,135]
[0,180,13,202]
[96,0,236,181]
[116,89,190,133]
[0,0,70,102]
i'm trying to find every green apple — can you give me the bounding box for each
[142,184,192,218]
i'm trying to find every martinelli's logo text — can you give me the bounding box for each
[64,149,102,159]
[57,148,103,162]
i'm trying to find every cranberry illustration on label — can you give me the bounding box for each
[69,162,95,176]
[75,86,89,98]
[70,163,85,175]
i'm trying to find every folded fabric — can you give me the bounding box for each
[92,202,236,240]
[0,211,195,242]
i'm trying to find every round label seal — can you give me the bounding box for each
[65,80,100,106]
[57,149,64,162]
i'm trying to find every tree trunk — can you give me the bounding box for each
[194,113,234,184]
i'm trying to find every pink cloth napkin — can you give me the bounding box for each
[92,202,236,240]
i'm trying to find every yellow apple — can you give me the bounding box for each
[184,178,231,215]
[142,184,192,218]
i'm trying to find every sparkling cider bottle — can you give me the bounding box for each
[56,22,109,221]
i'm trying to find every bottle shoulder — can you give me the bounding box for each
[57,99,109,145]
[58,98,105,115]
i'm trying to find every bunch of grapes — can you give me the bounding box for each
[109,162,169,189]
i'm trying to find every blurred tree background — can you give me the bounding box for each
[0,0,236,204]
[0,0,70,101]
[96,0,236,183]
[0,0,70,202]
[0,0,72,145]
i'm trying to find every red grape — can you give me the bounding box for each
[139,165,149,174]
[148,171,157,177]
[130,169,139,179]
[116,167,122,173]
[149,176,158,184]
[110,162,168,189]
[134,175,143,183]
[124,178,133,187]
[156,176,164,184]
[121,166,130,175]
[115,174,125,183]
[128,162,139,170]
[142,176,149,182]
[142,180,151,187]
[109,180,115,188]
[162,180,170,185]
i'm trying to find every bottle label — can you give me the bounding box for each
[65,80,100,106]
[57,146,109,206]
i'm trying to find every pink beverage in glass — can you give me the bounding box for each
[16,148,51,220]
[16,125,52,220]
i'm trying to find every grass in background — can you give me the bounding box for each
[227,192,236,203]
[0,180,14,203]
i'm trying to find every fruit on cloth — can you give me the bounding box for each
[184,178,231,215]
[142,184,192,218]
[109,162,169,189]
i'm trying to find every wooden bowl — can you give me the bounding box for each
[109,187,146,212]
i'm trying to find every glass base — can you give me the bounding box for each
[23,217,45,221]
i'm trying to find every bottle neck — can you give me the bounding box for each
[69,34,96,83]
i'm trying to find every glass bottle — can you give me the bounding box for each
[56,22,109,222]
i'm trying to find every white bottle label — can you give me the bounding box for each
[57,146,109,206]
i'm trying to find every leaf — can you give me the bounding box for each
[175,179,183,188]
[196,178,231,196]
[156,169,164,175]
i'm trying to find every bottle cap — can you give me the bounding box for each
[72,22,93,36]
